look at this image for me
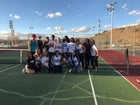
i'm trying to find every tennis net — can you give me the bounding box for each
[0,49,28,64]
[99,49,140,75]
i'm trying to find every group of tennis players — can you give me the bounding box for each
[22,34,98,74]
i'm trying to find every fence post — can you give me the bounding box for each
[20,49,23,64]
[125,48,130,75]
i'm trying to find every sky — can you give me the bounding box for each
[0,0,140,36]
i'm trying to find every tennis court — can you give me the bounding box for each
[0,55,140,105]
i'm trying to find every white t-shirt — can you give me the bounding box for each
[35,56,41,65]
[72,56,79,66]
[41,56,49,66]
[67,43,76,53]
[90,45,98,56]
[53,55,62,65]
[76,44,84,54]
[55,43,63,53]
[48,39,56,53]
[63,41,68,53]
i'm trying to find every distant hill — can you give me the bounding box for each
[93,24,140,49]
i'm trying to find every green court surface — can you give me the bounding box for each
[0,58,140,105]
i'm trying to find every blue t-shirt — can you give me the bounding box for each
[30,40,37,52]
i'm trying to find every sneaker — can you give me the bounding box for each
[69,69,72,73]
[137,79,140,84]
[22,68,26,74]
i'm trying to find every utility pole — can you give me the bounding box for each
[107,2,117,49]
[92,25,95,36]
[133,25,136,56]
[98,19,101,34]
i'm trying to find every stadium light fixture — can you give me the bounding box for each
[29,27,34,33]
[107,2,117,49]
[9,20,13,29]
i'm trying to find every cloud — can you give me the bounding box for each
[104,25,111,29]
[14,15,21,19]
[46,27,51,30]
[0,30,9,34]
[117,24,138,28]
[35,11,43,16]
[9,13,12,17]
[54,26,64,31]
[53,30,66,35]
[128,10,140,15]
[70,26,90,33]
[0,31,9,40]
[52,26,65,35]
[47,12,63,18]
[9,13,21,19]
[122,4,127,11]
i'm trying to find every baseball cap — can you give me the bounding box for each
[32,34,36,37]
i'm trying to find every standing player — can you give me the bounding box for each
[37,36,43,54]
[83,38,91,69]
[67,38,76,57]
[90,39,98,71]
[48,35,56,70]
[62,35,70,58]
[54,37,63,54]
[48,35,56,58]
[75,39,86,68]
[44,36,49,52]
[28,34,38,56]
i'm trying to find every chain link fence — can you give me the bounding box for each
[0,25,140,56]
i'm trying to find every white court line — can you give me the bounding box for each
[114,68,140,92]
[49,73,66,105]
[100,58,140,92]
[88,70,98,105]
[39,72,67,105]
[0,64,20,73]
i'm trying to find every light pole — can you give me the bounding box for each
[107,2,117,49]
[9,20,15,46]
[29,27,34,40]
[92,25,95,36]
[133,25,136,56]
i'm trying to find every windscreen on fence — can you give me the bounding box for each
[99,49,140,75]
